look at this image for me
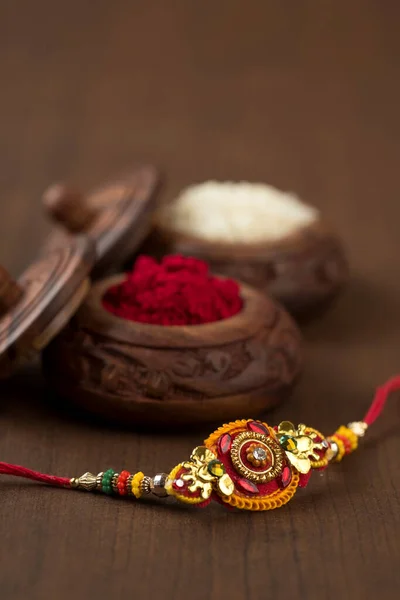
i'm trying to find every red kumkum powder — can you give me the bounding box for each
[103,255,243,326]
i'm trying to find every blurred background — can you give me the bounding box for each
[1,2,400,599]
[1,0,399,276]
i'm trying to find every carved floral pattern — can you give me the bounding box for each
[45,305,301,403]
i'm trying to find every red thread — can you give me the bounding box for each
[298,472,312,488]
[363,376,400,426]
[0,462,70,487]
[102,255,242,325]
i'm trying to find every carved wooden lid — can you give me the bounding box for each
[42,164,160,277]
[0,236,95,379]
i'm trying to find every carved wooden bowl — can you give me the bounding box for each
[42,275,303,427]
[146,220,348,319]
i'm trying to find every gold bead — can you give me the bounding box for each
[96,472,104,491]
[71,472,98,492]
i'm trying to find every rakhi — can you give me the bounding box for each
[1,376,399,512]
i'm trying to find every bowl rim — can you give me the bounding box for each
[77,274,279,349]
[152,218,336,260]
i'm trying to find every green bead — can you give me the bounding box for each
[102,469,116,494]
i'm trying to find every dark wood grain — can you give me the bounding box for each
[1,1,400,599]
[43,277,302,425]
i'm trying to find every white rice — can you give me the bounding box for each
[157,181,319,243]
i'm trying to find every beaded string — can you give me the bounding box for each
[0,463,148,498]
[1,376,399,511]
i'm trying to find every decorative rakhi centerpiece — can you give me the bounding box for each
[166,417,330,510]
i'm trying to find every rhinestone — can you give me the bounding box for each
[252,447,267,461]
[208,460,225,477]
[279,434,297,452]
[175,479,184,488]
[281,466,292,488]
[218,433,232,454]
[236,477,259,495]
[248,421,269,436]
[321,439,329,449]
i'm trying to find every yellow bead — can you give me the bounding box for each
[131,472,144,498]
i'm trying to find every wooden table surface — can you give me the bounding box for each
[1,2,400,598]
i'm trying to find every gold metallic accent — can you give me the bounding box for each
[126,475,134,495]
[96,472,104,491]
[347,421,368,437]
[70,472,97,492]
[277,422,327,474]
[180,446,234,500]
[230,432,284,483]
[218,473,235,496]
[111,473,119,493]
[181,447,216,499]
[305,427,329,469]
[140,476,152,495]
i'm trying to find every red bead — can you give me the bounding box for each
[281,466,292,488]
[218,433,232,454]
[236,478,259,495]
[248,421,269,436]
[116,471,131,496]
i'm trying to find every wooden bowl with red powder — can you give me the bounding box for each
[42,256,303,427]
